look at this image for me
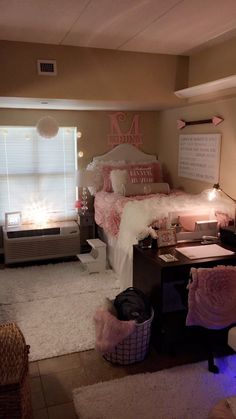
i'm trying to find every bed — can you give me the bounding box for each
[86,144,234,290]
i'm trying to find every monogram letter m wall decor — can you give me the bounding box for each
[107,112,143,147]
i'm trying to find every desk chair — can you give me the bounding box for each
[186,266,236,373]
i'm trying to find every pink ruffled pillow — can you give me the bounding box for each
[102,162,162,192]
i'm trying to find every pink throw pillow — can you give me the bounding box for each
[128,164,153,184]
[128,162,162,184]
[151,162,162,183]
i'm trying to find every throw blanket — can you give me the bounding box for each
[95,190,233,240]
[94,190,179,237]
[186,266,236,329]
[94,309,136,353]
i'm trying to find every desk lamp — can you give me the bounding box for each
[208,183,236,243]
[208,183,236,222]
[208,184,235,203]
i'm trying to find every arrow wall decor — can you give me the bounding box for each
[177,116,224,130]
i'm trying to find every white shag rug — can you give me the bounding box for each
[73,356,236,419]
[0,261,120,361]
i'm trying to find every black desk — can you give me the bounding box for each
[133,242,236,351]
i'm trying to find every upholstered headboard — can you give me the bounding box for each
[92,144,157,163]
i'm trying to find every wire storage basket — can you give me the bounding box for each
[0,322,32,419]
[104,309,154,365]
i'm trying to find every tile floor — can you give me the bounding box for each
[29,344,207,419]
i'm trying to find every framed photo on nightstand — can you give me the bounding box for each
[5,211,22,228]
[157,228,177,248]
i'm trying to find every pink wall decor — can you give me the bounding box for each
[177,116,224,129]
[107,112,143,147]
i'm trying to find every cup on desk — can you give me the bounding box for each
[138,236,152,249]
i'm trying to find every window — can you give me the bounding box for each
[0,126,77,225]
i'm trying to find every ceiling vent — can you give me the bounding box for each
[37,59,57,76]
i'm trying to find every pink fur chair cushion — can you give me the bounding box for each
[186,266,236,329]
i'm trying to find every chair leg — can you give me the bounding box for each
[207,352,219,374]
[203,328,219,374]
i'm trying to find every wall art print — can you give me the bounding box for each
[178,133,221,183]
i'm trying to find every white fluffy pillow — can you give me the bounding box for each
[86,160,126,195]
[110,169,129,194]
[124,182,170,196]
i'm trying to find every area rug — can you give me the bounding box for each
[0,261,120,361]
[73,355,236,419]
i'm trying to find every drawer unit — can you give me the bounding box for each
[78,212,95,252]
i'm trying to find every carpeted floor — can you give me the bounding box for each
[0,261,120,361]
[73,355,236,419]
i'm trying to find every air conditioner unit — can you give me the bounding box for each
[3,221,80,264]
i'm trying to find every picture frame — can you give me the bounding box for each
[157,228,177,248]
[5,211,22,228]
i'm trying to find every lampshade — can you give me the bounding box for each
[36,116,59,139]
[76,169,94,187]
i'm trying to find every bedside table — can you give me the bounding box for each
[78,212,95,253]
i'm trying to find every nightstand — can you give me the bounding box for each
[78,212,95,253]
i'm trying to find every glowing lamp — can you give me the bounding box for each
[23,199,51,226]
[207,183,236,228]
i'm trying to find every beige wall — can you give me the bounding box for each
[2,36,236,203]
[189,37,236,86]
[0,41,188,108]
[0,108,158,168]
[157,95,236,200]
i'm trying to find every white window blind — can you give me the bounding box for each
[0,126,77,224]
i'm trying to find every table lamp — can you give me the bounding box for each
[76,170,94,215]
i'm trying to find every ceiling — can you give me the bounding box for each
[2,0,236,110]
[1,0,236,55]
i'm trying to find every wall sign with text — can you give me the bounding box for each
[178,134,221,183]
[107,112,143,147]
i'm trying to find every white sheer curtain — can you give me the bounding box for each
[0,126,77,224]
